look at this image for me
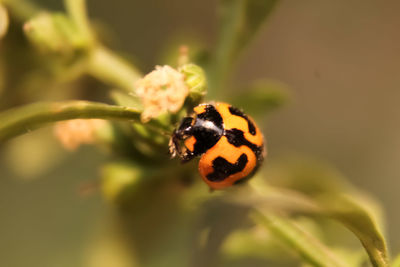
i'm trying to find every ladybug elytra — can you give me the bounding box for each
[170,102,265,190]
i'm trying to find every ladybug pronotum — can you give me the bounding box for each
[170,102,265,190]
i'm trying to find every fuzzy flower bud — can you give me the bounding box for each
[53,119,106,151]
[135,65,189,122]
[23,12,86,55]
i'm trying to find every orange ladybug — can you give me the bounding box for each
[170,102,265,190]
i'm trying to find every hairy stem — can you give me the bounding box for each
[0,101,141,142]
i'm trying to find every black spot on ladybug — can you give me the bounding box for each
[225,129,263,162]
[228,106,256,135]
[191,126,221,156]
[198,105,223,129]
[187,105,224,156]
[233,161,262,185]
[206,154,248,182]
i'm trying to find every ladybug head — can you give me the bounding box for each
[169,117,194,160]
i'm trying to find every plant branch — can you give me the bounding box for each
[252,210,349,267]
[0,100,141,142]
[64,0,93,43]
[87,46,142,93]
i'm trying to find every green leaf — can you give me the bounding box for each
[24,12,73,54]
[229,79,289,116]
[209,0,280,92]
[0,100,141,143]
[320,193,389,267]
[252,210,349,267]
[264,157,390,267]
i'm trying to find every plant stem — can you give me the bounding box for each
[252,210,349,267]
[0,100,141,142]
[64,0,93,43]
[6,0,142,93]
[87,46,142,93]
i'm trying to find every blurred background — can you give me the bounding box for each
[0,0,399,266]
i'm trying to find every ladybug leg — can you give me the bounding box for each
[170,117,195,159]
[169,131,181,158]
[180,150,196,163]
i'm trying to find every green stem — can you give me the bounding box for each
[87,46,142,93]
[64,0,93,43]
[252,210,349,267]
[0,101,141,142]
[5,0,142,93]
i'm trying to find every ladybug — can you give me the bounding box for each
[170,102,265,190]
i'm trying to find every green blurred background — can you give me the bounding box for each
[1,0,399,266]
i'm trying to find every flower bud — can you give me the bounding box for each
[179,63,207,105]
[53,119,107,151]
[23,12,86,55]
[135,65,189,122]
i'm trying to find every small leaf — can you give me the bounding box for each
[209,0,280,92]
[0,100,141,143]
[320,193,389,267]
[24,12,73,54]
[264,157,390,267]
[252,210,349,267]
